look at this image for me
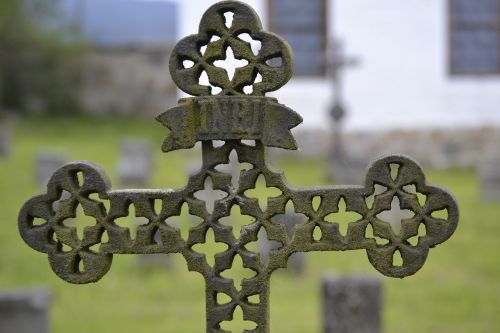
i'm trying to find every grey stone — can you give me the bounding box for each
[117,139,152,186]
[36,152,67,187]
[0,131,9,157]
[322,274,382,333]
[328,156,367,185]
[478,163,500,201]
[0,288,51,333]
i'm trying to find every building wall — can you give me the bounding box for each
[177,0,500,131]
[331,0,500,131]
[80,47,177,117]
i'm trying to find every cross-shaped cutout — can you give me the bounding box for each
[219,205,255,238]
[165,202,204,240]
[194,177,228,214]
[113,204,149,240]
[215,150,253,189]
[191,228,228,267]
[324,197,362,236]
[376,196,415,235]
[244,174,282,211]
[220,254,256,290]
[213,46,249,81]
[63,204,98,240]
[220,306,257,332]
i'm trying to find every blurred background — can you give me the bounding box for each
[0,0,499,332]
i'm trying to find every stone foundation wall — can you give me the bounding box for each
[80,46,177,117]
[281,127,500,169]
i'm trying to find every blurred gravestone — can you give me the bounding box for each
[117,139,152,186]
[118,139,166,267]
[0,288,51,333]
[434,140,464,169]
[261,209,307,274]
[478,163,500,201]
[322,274,382,333]
[0,131,9,157]
[36,152,67,187]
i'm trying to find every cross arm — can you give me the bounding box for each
[18,161,206,283]
[262,155,458,278]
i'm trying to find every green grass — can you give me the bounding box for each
[0,115,498,333]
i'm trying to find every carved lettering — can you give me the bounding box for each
[196,97,263,139]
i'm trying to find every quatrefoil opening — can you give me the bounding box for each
[363,155,459,278]
[18,162,112,284]
[169,0,293,96]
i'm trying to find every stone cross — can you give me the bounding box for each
[326,38,360,159]
[18,2,459,332]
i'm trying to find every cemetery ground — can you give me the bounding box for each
[0,115,498,333]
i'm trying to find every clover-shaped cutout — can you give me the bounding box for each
[169,1,293,96]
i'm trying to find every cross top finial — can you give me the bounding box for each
[169,1,293,97]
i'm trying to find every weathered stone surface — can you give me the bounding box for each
[117,139,152,185]
[0,288,51,333]
[36,152,67,187]
[322,274,382,333]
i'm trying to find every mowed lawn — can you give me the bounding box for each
[0,116,498,333]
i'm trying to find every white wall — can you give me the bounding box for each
[173,0,500,131]
[332,0,500,131]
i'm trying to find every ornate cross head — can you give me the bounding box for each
[18,1,458,332]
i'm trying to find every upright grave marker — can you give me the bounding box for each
[478,162,500,201]
[0,131,8,157]
[322,274,382,333]
[18,2,459,332]
[117,139,153,186]
[0,288,51,333]
[36,152,67,187]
